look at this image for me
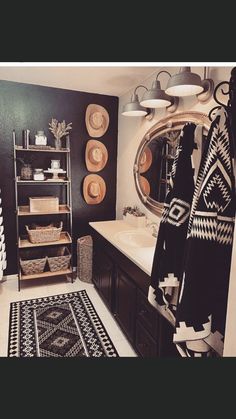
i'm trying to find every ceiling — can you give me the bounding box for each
[0,65,159,97]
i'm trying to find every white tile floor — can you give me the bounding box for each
[0,275,137,357]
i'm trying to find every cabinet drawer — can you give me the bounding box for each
[135,320,158,357]
[136,289,159,340]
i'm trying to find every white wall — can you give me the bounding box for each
[116,66,233,222]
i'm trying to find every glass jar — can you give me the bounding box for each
[33,168,45,181]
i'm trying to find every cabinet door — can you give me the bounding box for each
[135,320,158,357]
[93,245,113,309]
[136,289,159,340]
[114,268,136,343]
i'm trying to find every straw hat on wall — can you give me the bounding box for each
[85,140,108,172]
[139,146,152,174]
[140,175,150,195]
[85,104,109,138]
[83,174,106,205]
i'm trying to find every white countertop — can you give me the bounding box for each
[89,219,156,276]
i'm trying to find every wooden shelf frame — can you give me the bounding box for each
[16,178,70,184]
[18,204,71,216]
[19,232,72,249]
[13,132,73,290]
[15,146,70,153]
[20,268,73,281]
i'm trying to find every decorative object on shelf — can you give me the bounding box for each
[17,156,36,180]
[139,175,150,196]
[83,174,106,204]
[85,104,109,138]
[44,168,66,180]
[35,130,47,146]
[20,255,47,275]
[51,159,60,169]
[139,146,152,174]
[29,196,59,213]
[22,129,30,149]
[47,247,71,272]
[20,163,33,180]
[28,145,54,150]
[85,139,108,172]
[48,118,72,150]
[26,221,63,243]
[33,168,45,181]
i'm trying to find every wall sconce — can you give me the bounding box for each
[122,85,155,120]
[165,66,214,102]
[140,70,179,112]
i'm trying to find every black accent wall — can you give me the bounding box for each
[0,80,118,275]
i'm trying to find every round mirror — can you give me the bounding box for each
[134,111,211,216]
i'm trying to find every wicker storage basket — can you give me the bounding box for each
[20,256,47,275]
[26,221,63,243]
[47,247,71,272]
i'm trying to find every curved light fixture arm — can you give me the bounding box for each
[156,70,172,80]
[134,85,154,121]
[155,70,179,113]
[197,66,215,104]
[134,85,148,95]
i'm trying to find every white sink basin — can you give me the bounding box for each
[114,230,156,248]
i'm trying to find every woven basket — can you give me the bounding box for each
[20,257,47,275]
[26,221,63,243]
[47,247,71,272]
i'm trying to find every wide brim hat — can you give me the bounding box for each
[83,174,106,205]
[85,139,108,172]
[85,104,109,138]
[139,146,152,173]
[140,175,150,195]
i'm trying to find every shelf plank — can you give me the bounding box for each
[20,268,72,280]
[16,178,70,184]
[15,146,70,153]
[19,232,72,248]
[18,204,71,216]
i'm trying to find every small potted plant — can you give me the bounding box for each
[123,205,146,227]
[49,118,72,150]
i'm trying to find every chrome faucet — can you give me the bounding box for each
[147,221,159,238]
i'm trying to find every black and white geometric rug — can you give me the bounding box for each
[8,290,119,357]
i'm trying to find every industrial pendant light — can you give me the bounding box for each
[122,85,149,116]
[165,67,204,97]
[140,71,173,108]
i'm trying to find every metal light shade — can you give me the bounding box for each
[140,80,172,108]
[165,67,204,97]
[122,93,148,116]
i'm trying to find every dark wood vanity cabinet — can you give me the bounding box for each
[135,288,160,356]
[114,267,136,343]
[93,238,114,310]
[91,229,180,357]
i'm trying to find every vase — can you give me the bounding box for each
[55,138,62,150]
[20,164,33,180]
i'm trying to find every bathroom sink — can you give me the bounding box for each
[114,230,156,248]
